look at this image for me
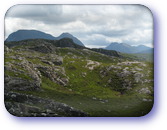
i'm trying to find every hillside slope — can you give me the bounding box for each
[4,39,154,117]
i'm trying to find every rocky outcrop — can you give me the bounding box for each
[37,66,69,86]
[4,43,68,90]
[4,44,76,116]
[5,58,41,91]
[4,45,11,53]
[30,43,56,53]
[85,60,101,70]
[91,48,120,57]
[99,61,152,94]
[5,92,88,117]
[4,76,40,91]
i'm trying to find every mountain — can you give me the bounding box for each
[105,42,153,54]
[135,45,151,52]
[5,30,85,47]
[105,42,136,53]
[57,33,85,47]
[6,30,55,41]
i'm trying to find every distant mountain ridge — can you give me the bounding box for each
[105,42,153,54]
[6,30,85,47]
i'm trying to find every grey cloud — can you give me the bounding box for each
[6,5,78,25]
[95,29,130,37]
[7,5,62,17]
[5,5,153,48]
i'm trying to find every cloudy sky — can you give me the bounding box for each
[5,5,153,48]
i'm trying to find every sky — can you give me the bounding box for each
[5,5,153,48]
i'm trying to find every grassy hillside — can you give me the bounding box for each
[4,39,154,117]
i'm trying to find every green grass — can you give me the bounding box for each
[5,70,32,80]
[19,78,153,116]
[5,41,154,117]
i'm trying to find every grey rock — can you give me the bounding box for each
[4,57,41,91]
[5,45,9,53]
[30,43,56,53]
[52,56,63,65]
[5,92,88,117]
[139,87,151,95]
[37,66,68,86]
[5,76,39,91]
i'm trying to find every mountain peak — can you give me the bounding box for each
[58,32,75,39]
[110,42,130,47]
[120,43,131,47]
[110,42,119,45]
[137,45,146,47]
[57,33,85,47]
[61,32,72,36]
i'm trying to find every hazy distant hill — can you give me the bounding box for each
[105,42,134,53]
[136,48,154,54]
[105,42,153,54]
[6,29,85,47]
[135,45,151,52]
